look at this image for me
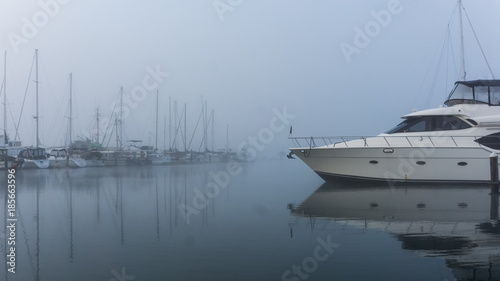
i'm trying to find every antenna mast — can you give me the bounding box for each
[120,86,123,149]
[96,107,100,144]
[155,90,159,150]
[69,73,73,146]
[3,51,7,145]
[35,49,40,146]
[458,0,466,80]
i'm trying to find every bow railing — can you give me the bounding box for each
[289,135,488,149]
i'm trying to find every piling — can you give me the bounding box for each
[490,153,499,220]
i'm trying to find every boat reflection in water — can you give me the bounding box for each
[289,181,500,280]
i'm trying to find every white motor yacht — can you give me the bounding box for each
[290,80,500,183]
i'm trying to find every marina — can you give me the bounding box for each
[0,49,242,170]
[1,0,500,280]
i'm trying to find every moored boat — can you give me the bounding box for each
[17,147,50,169]
[290,80,500,182]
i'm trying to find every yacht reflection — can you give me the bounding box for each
[290,182,500,280]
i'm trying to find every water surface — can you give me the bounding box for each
[1,160,499,280]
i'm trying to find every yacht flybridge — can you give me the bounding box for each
[289,80,500,182]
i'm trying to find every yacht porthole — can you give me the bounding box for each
[383,148,394,153]
[369,160,379,164]
[416,203,426,209]
[416,161,426,165]
[457,162,468,166]
[458,202,468,208]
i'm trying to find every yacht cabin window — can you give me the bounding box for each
[385,116,471,134]
[491,86,500,104]
[475,86,489,103]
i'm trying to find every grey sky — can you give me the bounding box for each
[0,0,499,153]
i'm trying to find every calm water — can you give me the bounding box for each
[1,160,500,281]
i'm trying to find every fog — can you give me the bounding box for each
[1,0,499,156]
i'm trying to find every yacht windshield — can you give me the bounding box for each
[385,116,471,134]
[445,80,500,106]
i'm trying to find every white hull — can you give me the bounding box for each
[22,159,50,169]
[68,157,87,168]
[49,157,86,168]
[291,146,495,182]
[290,80,500,183]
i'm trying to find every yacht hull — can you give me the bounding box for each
[290,146,495,183]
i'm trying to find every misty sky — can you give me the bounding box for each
[0,0,499,155]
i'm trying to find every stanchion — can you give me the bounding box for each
[490,153,499,220]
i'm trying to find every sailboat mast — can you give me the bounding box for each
[155,90,158,150]
[3,51,7,145]
[174,100,177,150]
[115,115,119,150]
[35,49,40,147]
[204,100,208,152]
[163,116,166,151]
[211,109,214,152]
[226,123,229,154]
[458,0,466,80]
[96,107,100,144]
[120,86,123,149]
[169,96,171,151]
[184,103,187,151]
[69,72,73,146]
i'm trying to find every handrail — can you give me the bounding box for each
[289,135,491,149]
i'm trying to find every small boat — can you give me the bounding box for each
[48,148,68,168]
[17,147,50,169]
[123,141,151,165]
[48,148,87,168]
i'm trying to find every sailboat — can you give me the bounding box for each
[149,90,171,164]
[17,49,49,169]
[0,51,23,168]
[48,73,86,168]
[65,73,87,168]
[289,1,499,182]
[0,51,13,168]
